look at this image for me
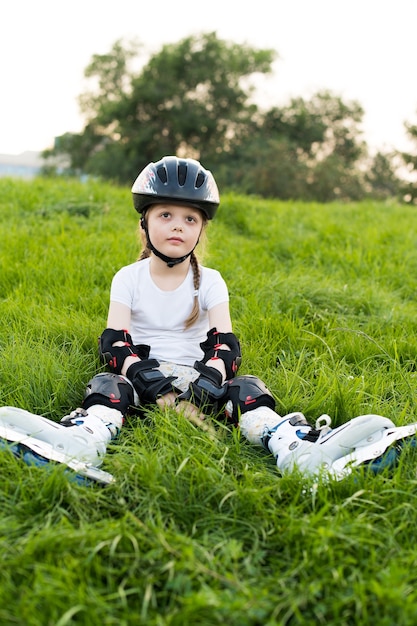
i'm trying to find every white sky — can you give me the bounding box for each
[2,0,417,155]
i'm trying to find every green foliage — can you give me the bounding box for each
[2,177,417,624]
[365,151,403,201]
[227,91,369,202]
[399,112,417,204]
[41,35,407,202]
[43,33,276,183]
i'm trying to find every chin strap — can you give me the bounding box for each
[148,238,194,268]
[141,217,196,268]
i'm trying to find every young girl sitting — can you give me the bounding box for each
[0,156,414,483]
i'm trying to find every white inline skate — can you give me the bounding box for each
[0,405,123,485]
[260,410,417,479]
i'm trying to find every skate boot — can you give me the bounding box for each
[263,412,415,480]
[0,404,123,485]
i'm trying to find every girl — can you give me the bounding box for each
[92,156,278,435]
[0,156,413,483]
[0,156,279,484]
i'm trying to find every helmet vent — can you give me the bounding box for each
[195,172,205,188]
[156,166,168,184]
[178,162,187,186]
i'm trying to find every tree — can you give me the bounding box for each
[290,92,367,201]
[399,113,417,203]
[42,34,406,203]
[365,151,403,201]
[43,34,276,182]
[215,135,310,199]
[220,91,368,201]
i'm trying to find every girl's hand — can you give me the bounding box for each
[157,393,216,436]
[176,401,217,437]
[156,392,205,420]
[175,400,205,421]
[157,392,205,421]
[156,392,178,408]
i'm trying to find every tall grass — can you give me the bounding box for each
[1,177,417,624]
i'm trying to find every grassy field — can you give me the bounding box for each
[1,176,417,625]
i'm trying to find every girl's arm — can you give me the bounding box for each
[105,301,177,407]
[175,300,240,418]
[105,301,139,375]
[106,301,132,330]
[206,301,235,382]
[207,301,233,334]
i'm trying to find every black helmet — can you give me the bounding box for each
[131,156,220,220]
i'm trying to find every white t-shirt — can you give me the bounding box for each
[109,257,229,366]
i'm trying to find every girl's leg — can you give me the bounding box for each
[0,373,134,484]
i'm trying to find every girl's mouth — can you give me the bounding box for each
[168,237,184,243]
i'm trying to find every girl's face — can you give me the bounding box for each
[145,203,205,260]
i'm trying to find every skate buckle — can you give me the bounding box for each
[315,414,332,434]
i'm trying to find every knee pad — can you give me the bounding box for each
[82,373,134,416]
[224,375,276,425]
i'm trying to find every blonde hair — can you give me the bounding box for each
[137,215,207,330]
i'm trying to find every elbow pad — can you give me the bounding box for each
[199,328,242,379]
[99,328,150,374]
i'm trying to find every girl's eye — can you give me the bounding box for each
[161,212,171,218]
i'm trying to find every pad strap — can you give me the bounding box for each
[177,361,227,414]
[199,328,242,379]
[99,328,150,374]
[126,359,176,404]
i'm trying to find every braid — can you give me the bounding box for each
[138,246,151,260]
[137,222,151,260]
[184,252,201,329]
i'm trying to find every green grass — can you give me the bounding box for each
[1,177,417,624]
